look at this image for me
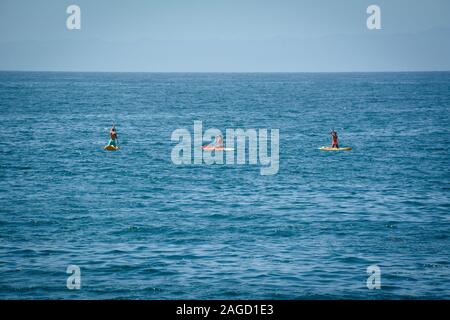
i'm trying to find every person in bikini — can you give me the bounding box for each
[330,129,339,149]
[107,124,118,147]
[213,135,223,148]
[204,134,224,149]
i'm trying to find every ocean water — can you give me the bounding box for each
[0,72,449,299]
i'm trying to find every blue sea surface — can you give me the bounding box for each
[0,72,449,299]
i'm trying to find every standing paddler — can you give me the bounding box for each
[106,123,119,148]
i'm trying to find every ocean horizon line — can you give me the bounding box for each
[1,69,450,74]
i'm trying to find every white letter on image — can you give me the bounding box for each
[66,265,81,290]
[226,129,257,165]
[367,5,381,30]
[66,5,81,30]
[193,121,203,165]
[171,129,192,165]
[203,128,224,165]
[259,129,279,176]
[367,265,381,289]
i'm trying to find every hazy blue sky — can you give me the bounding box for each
[1,0,449,71]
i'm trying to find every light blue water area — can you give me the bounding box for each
[0,72,449,299]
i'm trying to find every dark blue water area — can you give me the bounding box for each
[0,72,449,299]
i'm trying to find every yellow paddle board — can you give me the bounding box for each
[104,145,119,151]
[319,146,352,151]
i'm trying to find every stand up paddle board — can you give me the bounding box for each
[319,146,352,151]
[202,146,234,151]
[104,145,119,151]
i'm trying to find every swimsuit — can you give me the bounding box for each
[107,139,117,147]
[331,134,338,148]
